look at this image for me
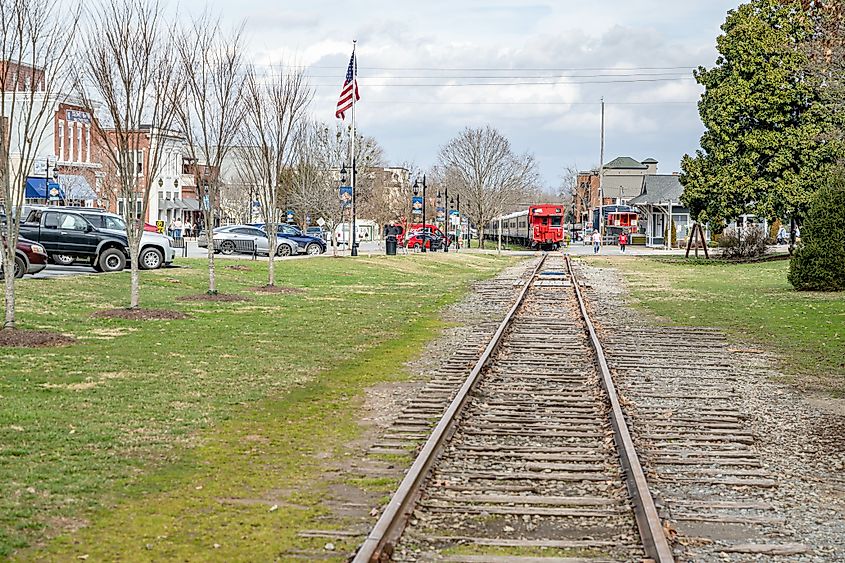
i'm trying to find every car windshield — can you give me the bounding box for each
[103,216,127,231]
[278,224,302,236]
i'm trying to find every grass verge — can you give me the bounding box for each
[0,253,518,560]
[584,256,845,397]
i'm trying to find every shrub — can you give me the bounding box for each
[788,179,845,291]
[719,226,768,259]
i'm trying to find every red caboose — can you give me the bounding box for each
[529,205,564,249]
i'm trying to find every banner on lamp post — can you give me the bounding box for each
[411,196,423,215]
[339,186,352,208]
[436,206,445,222]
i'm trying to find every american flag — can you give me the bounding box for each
[335,51,359,120]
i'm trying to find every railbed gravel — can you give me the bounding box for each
[576,259,845,562]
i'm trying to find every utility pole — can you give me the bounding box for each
[598,97,605,240]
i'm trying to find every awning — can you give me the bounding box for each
[25,177,61,199]
[182,198,200,211]
[174,199,190,210]
[58,174,97,201]
[158,200,177,210]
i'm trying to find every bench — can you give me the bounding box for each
[213,238,257,260]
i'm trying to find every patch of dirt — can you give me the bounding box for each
[0,329,76,348]
[251,285,304,294]
[177,293,250,303]
[226,265,251,271]
[92,308,189,320]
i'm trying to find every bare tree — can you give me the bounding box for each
[0,0,78,329]
[286,121,384,253]
[237,64,311,286]
[78,0,178,309]
[437,126,539,248]
[173,14,245,294]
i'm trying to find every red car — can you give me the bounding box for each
[398,223,449,246]
[0,238,48,279]
[405,230,446,250]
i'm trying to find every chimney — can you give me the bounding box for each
[642,158,658,175]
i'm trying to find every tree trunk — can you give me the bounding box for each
[207,239,216,294]
[268,236,276,287]
[479,227,485,249]
[789,216,797,255]
[129,245,140,308]
[3,252,15,330]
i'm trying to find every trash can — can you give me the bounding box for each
[385,236,397,255]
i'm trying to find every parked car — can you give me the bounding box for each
[71,209,175,270]
[198,225,298,256]
[405,230,446,251]
[305,226,329,242]
[250,223,326,255]
[23,206,175,270]
[19,208,129,272]
[0,238,48,279]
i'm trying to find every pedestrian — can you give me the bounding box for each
[777,225,787,245]
[172,217,183,239]
[183,220,193,238]
[619,231,628,253]
[592,230,602,254]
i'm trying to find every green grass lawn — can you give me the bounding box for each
[585,256,845,397]
[0,253,518,560]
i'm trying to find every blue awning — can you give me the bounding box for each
[58,174,97,201]
[25,177,61,200]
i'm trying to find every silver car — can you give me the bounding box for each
[199,225,298,256]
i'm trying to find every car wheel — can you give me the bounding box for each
[98,248,126,272]
[220,240,236,255]
[276,244,292,257]
[14,256,26,278]
[140,247,164,270]
[305,243,322,255]
[52,254,75,266]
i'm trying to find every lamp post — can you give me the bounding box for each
[436,189,445,252]
[413,174,427,253]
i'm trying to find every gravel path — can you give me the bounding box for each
[576,259,845,562]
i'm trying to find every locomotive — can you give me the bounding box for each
[487,204,566,250]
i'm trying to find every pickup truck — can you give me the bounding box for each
[20,208,129,272]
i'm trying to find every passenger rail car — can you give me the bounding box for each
[487,204,565,250]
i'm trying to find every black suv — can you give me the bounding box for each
[19,208,129,272]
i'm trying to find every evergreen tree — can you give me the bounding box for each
[788,176,845,291]
[680,0,843,230]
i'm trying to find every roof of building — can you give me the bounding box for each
[641,158,658,164]
[628,174,684,205]
[603,156,647,170]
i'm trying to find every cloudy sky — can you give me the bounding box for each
[184,0,740,188]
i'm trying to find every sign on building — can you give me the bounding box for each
[66,110,91,124]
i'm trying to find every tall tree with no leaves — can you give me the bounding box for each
[437,126,539,248]
[0,0,78,328]
[286,121,383,253]
[173,14,245,295]
[237,64,311,286]
[79,0,178,309]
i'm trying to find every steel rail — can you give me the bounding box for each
[352,255,547,563]
[566,255,674,563]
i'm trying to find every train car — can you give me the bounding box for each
[487,204,565,250]
[591,205,639,238]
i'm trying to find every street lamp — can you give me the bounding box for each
[413,175,427,253]
[436,190,445,253]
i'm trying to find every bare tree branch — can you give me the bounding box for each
[1,0,79,328]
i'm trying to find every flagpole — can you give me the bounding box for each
[350,40,358,257]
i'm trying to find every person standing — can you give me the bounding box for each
[183,220,193,239]
[592,230,602,254]
[619,231,628,253]
[172,217,183,239]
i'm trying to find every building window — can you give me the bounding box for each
[68,122,74,162]
[58,120,65,161]
[76,122,83,162]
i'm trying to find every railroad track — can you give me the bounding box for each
[353,255,673,563]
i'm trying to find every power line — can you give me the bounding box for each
[305,76,695,87]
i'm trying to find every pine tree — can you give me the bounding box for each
[788,177,845,291]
